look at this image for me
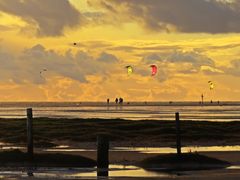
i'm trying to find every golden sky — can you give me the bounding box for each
[0,0,240,101]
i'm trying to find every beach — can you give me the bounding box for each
[0,103,240,178]
[0,101,240,121]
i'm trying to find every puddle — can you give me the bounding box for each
[0,141,25,150]
[227,166,240,170]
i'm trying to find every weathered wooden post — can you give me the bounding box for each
[27,108,33,160]
[175,112,181,156]
[97,135,109,177]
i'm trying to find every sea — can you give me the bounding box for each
[0,101,240,121]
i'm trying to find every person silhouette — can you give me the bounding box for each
[115,98,118,104]
[107,98,110,104]
[119,97,123,105]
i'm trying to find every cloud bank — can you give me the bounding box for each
[0,44,119,84]
[0,0,82,36]
[88,0,240,33]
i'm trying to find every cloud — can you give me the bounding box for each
[135,50,218,82]
[142,51,215,72]
[223,59,240,76]
[109,44,180,52]
[0,44,119,84]
[166,51,215,69]
[0,0,82,36]
[142,54,162,64]
[97,52,119,63]
[0,24,19,31]
[89,0,240,33]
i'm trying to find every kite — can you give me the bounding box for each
[150,65,158,76]
[73,42,77,46]
[208,81,214,90]
[40,69,47,78]
[126,65,133,75]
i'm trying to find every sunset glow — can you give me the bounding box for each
[1,0,240,101]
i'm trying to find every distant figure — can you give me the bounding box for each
[119,97,123,105]
[107,98,110,104]
[211,100,213,104]
[201,94,204,105]
[115,98,119,104]
[169,101,173,104]
[217,101,220,105]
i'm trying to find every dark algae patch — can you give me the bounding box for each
[0,150,96,167]
[139,153,231,171]
[0,118,240,147]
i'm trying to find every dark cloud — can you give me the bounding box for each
[90,0,240,33]
[0,0,82,36]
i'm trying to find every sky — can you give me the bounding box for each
[0,0,240,102]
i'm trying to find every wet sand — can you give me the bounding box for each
[52,150,240,166]
[57,150,240,179]
[0,150,239,179]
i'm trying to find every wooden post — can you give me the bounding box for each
[97,135,109,177]
[175,112,181,156]
[27,108,33,160]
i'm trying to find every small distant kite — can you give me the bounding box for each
[125,65,133,75]
[40,69,47,79]
[73,42,77,46]
[150,65,158,76]
[208,81,214,90]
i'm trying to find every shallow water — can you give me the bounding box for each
[0,102,240,121]
[2,141,240,153]
[44,145,240,154]
[0,165,239,179]
[0,165,171,178]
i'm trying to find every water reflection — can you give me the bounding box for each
[227,166,240,170]
[114,146,240,153]
[0,165,170,178]
[0,165,239,178]
[44,145,240,154]
[1,103,240,121]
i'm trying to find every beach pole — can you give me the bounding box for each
[27,108,33,160]
[97,135,109,177]
[175,112,181,156]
